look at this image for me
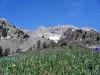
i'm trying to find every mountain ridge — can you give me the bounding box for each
[0,18,100,55]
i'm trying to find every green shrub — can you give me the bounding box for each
[23,34,30,38]
[16,47,22,53]
[37,40,41,50]
[50,40,57,48]
[0,46,3,57]
[60,42,67,47]
[96,36,100,41]
[29,47,32,51]
[4,48,10,56]
[68,44,73,49]
[42,42,48,48]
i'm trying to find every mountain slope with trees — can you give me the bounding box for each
[0,18,100,56]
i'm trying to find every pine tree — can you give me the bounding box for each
[0,46,3,57]
[2,28,7,38]
[37,40,41,50]
[82,34,86,39]
[61,42,67,47]
[96,36,100,41]
[4,48,10,56]
[37,40,41,75]
[42,42,48,48]
[50,40,56,48]
[16,47,22,53]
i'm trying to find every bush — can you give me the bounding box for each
[50,40,57,48]
[96,36,100,41]
[42,42,48,48]
[16,47,22,53]
[37,40,41,50]
[42,35,44,38]
[60,42,67,47]
[2,28,7,38]
[68,44,73,49]
[77,30,82,33]
[4,48,10,56]
[29,47,32,51]
[23,34,30,38]
[82,34,86,39]
[0,46,3,57]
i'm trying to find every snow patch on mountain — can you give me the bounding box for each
[49,35,61,43]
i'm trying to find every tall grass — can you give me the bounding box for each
[0,47,100,75]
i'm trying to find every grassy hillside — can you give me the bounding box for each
[0,47,100,75]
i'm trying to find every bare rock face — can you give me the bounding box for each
[0,18,99,54]
[0,18,30,53]
[0,18,29,39]
[25,25,80,42]
[25,25,97,43]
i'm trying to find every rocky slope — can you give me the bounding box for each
[0,18,30,53]
[59,29,100,48]
[24,25,96,42]
[0,18,100,54]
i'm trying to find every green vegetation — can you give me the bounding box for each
[50,40,57,48]
[42,42,49,48]
[2,28,7,38]
[0,46,3,57]
[23,34,30,38]
[37,40,41,50]
[4,48,10,56]
[16,47,22,53]
[0,47,100,75]
[96,36,100,42]
[60,42,67,47]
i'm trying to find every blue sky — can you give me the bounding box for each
[0,0,100,30]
